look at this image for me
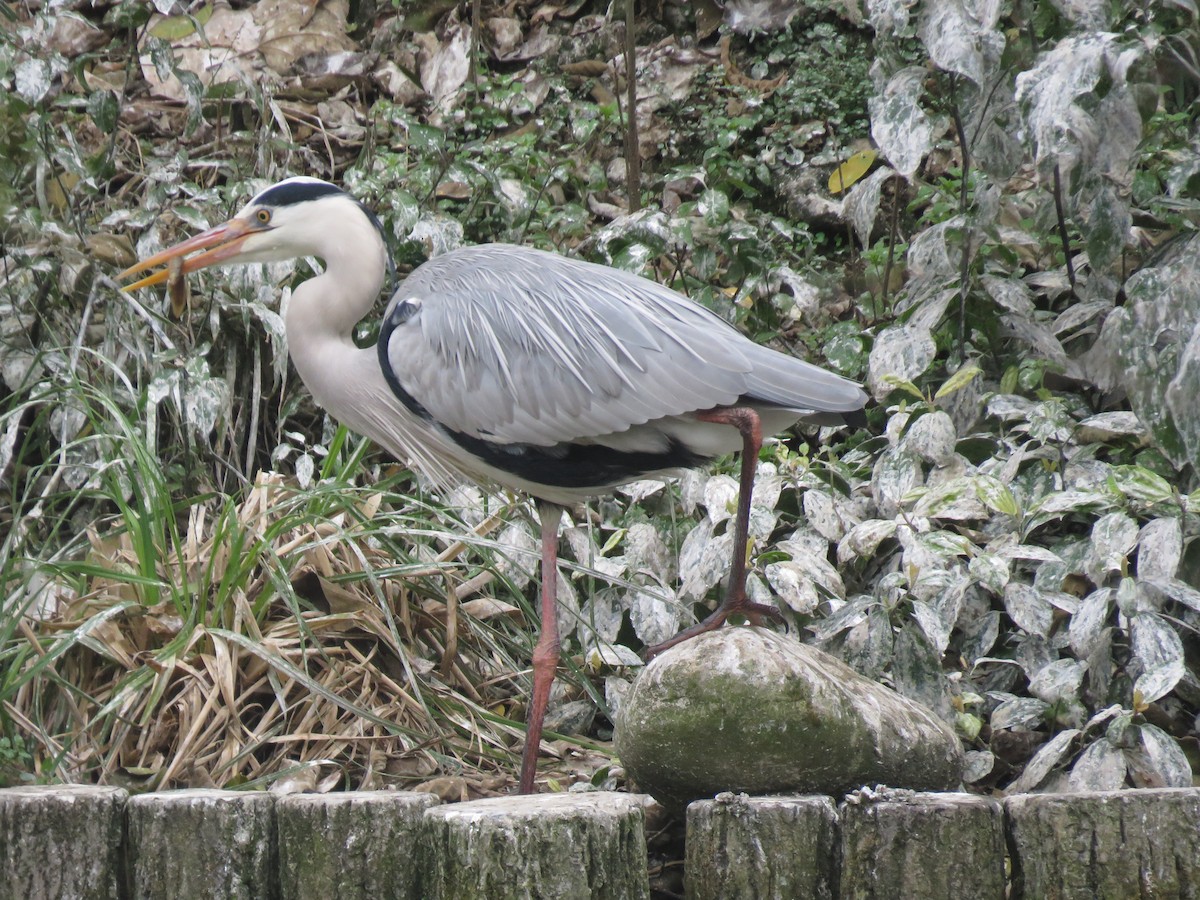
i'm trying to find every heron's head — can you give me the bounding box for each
[119,176,381,291]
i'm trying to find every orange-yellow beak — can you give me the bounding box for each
[118,217,262,291]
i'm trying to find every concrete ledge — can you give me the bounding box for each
[0,784,127,900]
[423,791,651,900]
[839,791,1006,900]
[127,788,277,900]
[5,784,1200,899]
[1006,787,1200,899]
[276,790,440,900]
[685,794,838,900]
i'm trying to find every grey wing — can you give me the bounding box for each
[382,245,860,447]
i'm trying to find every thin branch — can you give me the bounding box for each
[1052,163,1078,293]
[949,74,973,356]
[623,0,641,212]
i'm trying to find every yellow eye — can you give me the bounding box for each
[256,209,271,224]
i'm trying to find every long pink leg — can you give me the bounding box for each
[645,406,782,659]
[519,500,563,793]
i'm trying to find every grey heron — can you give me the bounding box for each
[119,176,867,794]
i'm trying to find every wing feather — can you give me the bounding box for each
[383,244,861,447]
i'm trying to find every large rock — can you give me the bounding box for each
[615,627,963,807]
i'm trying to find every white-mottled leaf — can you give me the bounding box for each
[702,474,739,525]
[604,675,632,718]
[578,587,625,647]
[905,410,957,464]
[912,478,988,520]
[1132,612,1185,704]
[678,520,732,602]
[803,490,844,541]
[996,544,1062,563]
[837,519,899,563]
[918,0,1003,86]
[1142,576,1200,613]
[752,462,782,512]
[1014,33,1140,169]
[618,479,667,503]
[495,522,539,589]
[1075,411,1145,441]
[871,446,924,516]
[627,583,680,648]
[983,275,1035,314]
[586,644,643,669]
[1003,583,1055,637]
[973,475,1020,517]
[1069,587,1113,657]
[991,696,1049,731]
[892,622,952,717]
[1028,658,1085,705]
[1007,729,1079,793]
[294,453,314,489]
[1068,738,1127,791]
[869,324,936,400]
[1136,517,1183,580]
[844,167,896,248]
[1089,511,1139,577]
[912,599,955,656]
[623,522,673,580]
[1128,723,1192,788]
[765,561,819,614]
[969,553,1010,594]
[868,0,914,33]
[963,750,995,783]
[1108,465,1176,506]
[914,529,974,557]
[961,610,1000,661]
[808,595,875,642]
[868,66,933,179]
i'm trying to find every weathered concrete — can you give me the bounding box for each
[423,791,651,900]
[0,784,127,900]
[685,793,839,900]
[1006,787,1200,899]
[615,628,963,807]
[127,788,277,900]
[840,791,1006,899]
[276,790,439,900]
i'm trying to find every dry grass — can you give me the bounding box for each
[6,472,614,797]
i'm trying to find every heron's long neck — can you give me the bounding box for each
[283,220,387,415]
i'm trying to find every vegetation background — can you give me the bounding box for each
[1,0,1198,832]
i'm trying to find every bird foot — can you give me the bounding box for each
[643,598,784,660]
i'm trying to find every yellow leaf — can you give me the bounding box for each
[828,149,878,194]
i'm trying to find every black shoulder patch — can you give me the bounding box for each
[252,180,344,208]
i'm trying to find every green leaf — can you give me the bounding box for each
[149,4,213,40]
[87,90,119,133]
[934,364,983,400]
[1108,465,1175,506]
[881,374,924,400]
[973,475,1020,517]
